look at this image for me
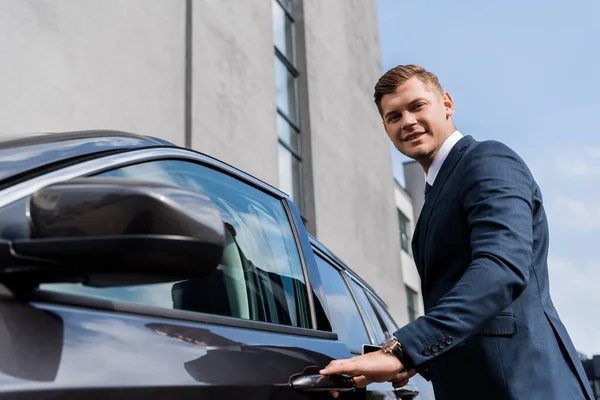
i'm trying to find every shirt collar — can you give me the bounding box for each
[425,130,463,186]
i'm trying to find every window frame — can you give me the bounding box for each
[365,290,398,340]
[397,209,411,254]
[345,275,387,345]
[311,246,374,354]
[0,147,329,338]
[405,285,419,322]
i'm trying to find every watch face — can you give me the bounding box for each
[382,338,397,351]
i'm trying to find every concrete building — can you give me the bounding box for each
[395,180,424,321]
[582,354,600,399]
[0,0,420,325]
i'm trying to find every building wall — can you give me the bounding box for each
[0,0,409,325]
[395,183,424,317]
[0,0,186,146]
[191,0,279,186]
[403,160,426,220]
[303,0,408,324]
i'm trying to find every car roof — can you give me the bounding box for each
[308,234,388,307]
[0,130,174,186]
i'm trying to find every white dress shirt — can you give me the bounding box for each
[425,130,464,186]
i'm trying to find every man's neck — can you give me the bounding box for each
[420,128,456,173]
[424,130,463,185]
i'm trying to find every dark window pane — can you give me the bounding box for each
[314,255,370,352]
[406,285,418,322]
[277,0,293,13]
[397,210,410,253]
[278,144,301,206]
[277,114,300,153]
[348,280,385,344]
[274,56,298,124]
[366,292,399,339]
[41,160,311,329]
[272,0,294,63]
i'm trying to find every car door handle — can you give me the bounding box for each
[394,387,420,399]
[290,373,355,393]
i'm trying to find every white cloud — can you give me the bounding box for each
[556,147,600,178]
[554,195,600,230]
[548,256,600,356]
[584,146,600,158]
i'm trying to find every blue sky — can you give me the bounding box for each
[377,0,600,356]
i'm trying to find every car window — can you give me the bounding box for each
[313,253,371,353]
[366,291,399,339]
[41,159,311,329]
[347,279,386,344]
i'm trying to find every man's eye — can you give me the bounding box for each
[388,115,400,122]
[414,103,425,110]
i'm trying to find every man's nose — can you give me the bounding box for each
[401,114,417,130]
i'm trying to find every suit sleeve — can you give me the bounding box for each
[394,141,534,369]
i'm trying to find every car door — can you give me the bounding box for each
[0,151,360,399]
[350,280,436,400]
[311,248,396,400]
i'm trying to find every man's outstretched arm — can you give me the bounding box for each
[321,141,534,385]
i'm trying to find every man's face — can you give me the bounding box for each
[380,77,455,169]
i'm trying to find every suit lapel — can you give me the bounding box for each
[416,136,475,273]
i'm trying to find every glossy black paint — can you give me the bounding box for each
[0,132,435,399]
[0,300,357,399]
[394,388,421,400]
[0,130,172,187]
[291,369,355,393]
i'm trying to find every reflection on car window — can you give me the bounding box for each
[347,279,386,344]
[314,254,370,353]
[365,291,398,339]
[41,159,311,329]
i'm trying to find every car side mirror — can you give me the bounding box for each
[0,178,225,292]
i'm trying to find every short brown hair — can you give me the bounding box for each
[374,64,443,116]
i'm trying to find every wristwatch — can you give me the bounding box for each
[381,336,407,364]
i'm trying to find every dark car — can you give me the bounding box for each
[0,131,434,399]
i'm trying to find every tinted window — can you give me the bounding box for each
[314,254,370,352]
[348,279,386,344]
[406,285,419,322]
[41,159,311,328]
[366,291,399,339]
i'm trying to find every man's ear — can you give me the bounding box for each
[443,91,454,118]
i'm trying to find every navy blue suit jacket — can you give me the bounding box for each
[394,136,593,400]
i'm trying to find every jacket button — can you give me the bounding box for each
[445,337,453,345]
[432,344,440,352]
[439,342,447,349]
[423,347,432,356]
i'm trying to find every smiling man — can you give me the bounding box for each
[320,65,593,400]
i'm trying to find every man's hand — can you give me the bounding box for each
[320,350,407,397]
[390,368,417,388]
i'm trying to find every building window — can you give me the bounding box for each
[406,285,418,322]
[272,0,303,210]
[397,210,410,253]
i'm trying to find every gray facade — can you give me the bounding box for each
[0,0,409,325]
[403,160,426,221]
